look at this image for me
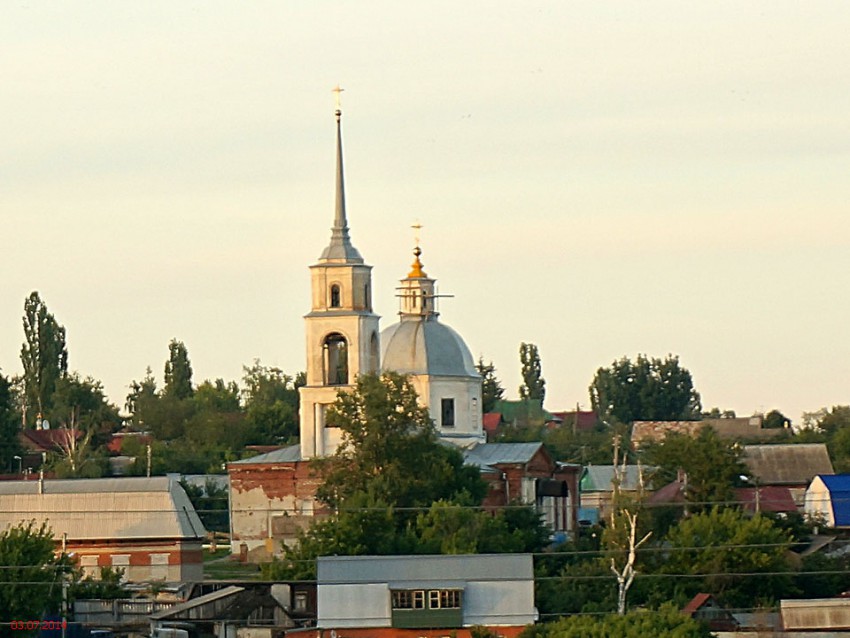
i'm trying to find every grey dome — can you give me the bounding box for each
[381,318,478,377]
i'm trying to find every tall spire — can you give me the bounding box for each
[319,85,363,263]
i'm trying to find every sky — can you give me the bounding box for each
[2,2,849,424]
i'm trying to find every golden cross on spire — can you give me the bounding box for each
[332,84,345,110]
[412,221,423,247]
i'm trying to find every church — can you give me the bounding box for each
[227,104,578,561]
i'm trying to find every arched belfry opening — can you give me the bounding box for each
[330,284,341,308]
[370,331,379,372]
[323,333,349,385]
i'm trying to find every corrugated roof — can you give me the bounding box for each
[0,477,205,540]
[743,444,834,485]
[231,444,302,465]
[462,442,544,467]
[580,465,654,492]
[318,554,533,584]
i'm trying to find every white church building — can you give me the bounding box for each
[226,104,575,560]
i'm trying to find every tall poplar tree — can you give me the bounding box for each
[20,291,68,421]
[519,342,546,403]
[164,339,194,399]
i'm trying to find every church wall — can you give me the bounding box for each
[424,376,483,441]
[228,461,328,561]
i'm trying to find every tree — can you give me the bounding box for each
[520,603,711,638]
[476,357,504,413]
[0,372,22,473]
[126,366,158,425]
[660,508,792,607]
[763,409,791,429]
[317,372,486,510]
[589,354,701,425]
[20,291,68,421]
[163,339,193,400]
[0,521,72,631]
[242,360,302,444]
[642,427,747,511]
[519,343,546,403]
[50,372,120,442]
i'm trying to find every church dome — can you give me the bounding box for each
[381,318,478,378]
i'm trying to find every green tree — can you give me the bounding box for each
[589,354,701,424]
[49,373,120,443]
[476,357,505,413]
[164,339,193,400]
[0,372,22,473]
[20,291,68,421]
[642,427,747,512]
[317,372,486,510]
[242,361,302,444]
[763,409,791,429]
[0,521,72,634]
[126,366,158,420]
[519,343,546,403]
[194,378,241,413]
[520,603,711,638]
[660,508,792,607]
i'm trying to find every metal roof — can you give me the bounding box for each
[743,444,834,485]
[462,442,544,467]
[381,317,478,378]
[0,476,205,540]
[580,465,654,492]
[231,444,302,465]
[317,554,533,584]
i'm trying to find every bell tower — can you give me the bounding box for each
[299,93,381,459]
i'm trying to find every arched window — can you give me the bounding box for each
[330,285,341,308]
[323,333,348,385]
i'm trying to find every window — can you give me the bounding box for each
[441,398,455,427]
[330,285,341,308]
[392,589,459,610]
[392,590,425,609]
[294,591,308,612]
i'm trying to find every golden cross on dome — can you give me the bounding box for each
[332,84,344,110]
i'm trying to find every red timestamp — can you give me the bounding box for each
[10,620,67,631]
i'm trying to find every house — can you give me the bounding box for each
[805,474,850,528]
[462,442,581,536]
[17,427,82,471]
[551,410,597,432]
[148,583,315,637]
[781,598,850,632]
[734,485,797,514]
[743,444,834,506]
[579,465,654,524]
[0,476,206,583]
[228,441,581,561]
[312,554,535,637]
[631,416,781,448]
[482,412,502,441]
[681,593,739,632]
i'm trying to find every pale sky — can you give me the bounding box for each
[2,2,849,423]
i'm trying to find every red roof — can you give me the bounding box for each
[482,413,502,433]
[647,480,686,505]
[682,593,714,615]
[734,486,797,513]
[106,433,152,454]
[551,410,597,431]
[19,429,82,452]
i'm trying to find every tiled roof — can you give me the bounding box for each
[19,428,81,452]
[631,417,781,446]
